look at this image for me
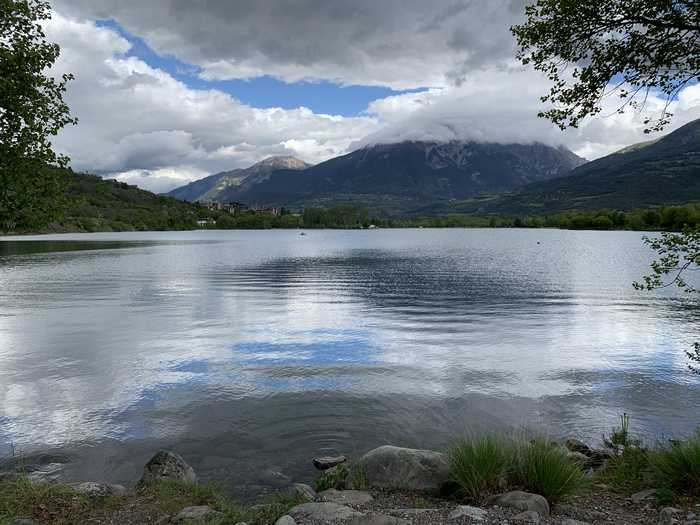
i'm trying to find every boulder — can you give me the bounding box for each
[313,455,347,470]
[289,502,364,522]
[172,505,223,523]
[448,505,488,521]
[274,516,296,525]
[513,510,541,523]
[347,514,410,525]
[564,438,593,456]
[317,489,373,506]
[589,448,615,466]
[139,450,197,487]
[356,445,449,494]
[658,507,682,525]
[566,451,592,468]
[630,488,657,503]
[561,520,591,525]
[491,491,550,517]
[289,482,315,502]
[9,520,39,525]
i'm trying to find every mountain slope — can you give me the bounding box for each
[229,141,585,214]
[166,156,309,202]
[452,118,700,216]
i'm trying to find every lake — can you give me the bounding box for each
[0,229,698,497]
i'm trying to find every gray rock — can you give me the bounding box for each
[564,438,593,456]
[139,450,197,486]
[566,451,592,468]
[357,445,449,494]
[491,491,550,517]
[70,481,127,498]
[25,462,64,483]
[290,482,316,502]
[554,503,574,516]
[317,488,373,506]
[313,455,347,470]
[561,520,591,525]
[259,466,292,487]
[274,516,297,525]
[631,488,658,503]
[289,502,364,522]
[391,508,439,515]
[448,505,488,521]
[589,448,615,466]
[347,514,410,525]
[9,520,39,525]
[658,507,682,525]
[172,505,223,523]
[513,510,541,523]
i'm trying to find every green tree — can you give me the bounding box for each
[511,1,700,133]
[635,229,700,373]
[0,0,76,231]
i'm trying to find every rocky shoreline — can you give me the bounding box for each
[1,439,698,525]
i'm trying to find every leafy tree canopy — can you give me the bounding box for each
[0,0,76,231]
[512,0,700,132]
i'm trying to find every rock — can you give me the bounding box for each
[172,505,223,523]
[289,502,364,522]
[564,438,593,456]
[631,488,658,503]
[391,509,439,515]
[357,445,449,494]
[561,520,591,525]
[566,451,592,468]
[274,516,296,525]
[289,482,315,502]
[259,466,292,487]
[138,450,197,486]
[313,455,347,470]
[70,482,126,498]
[347,513,410,525]
[589,448,615,466]
[25,462,65,483]
[317,488,373,506]
[9,520,39,525]
[513,510,541,523]
[658,507,682,525]
[448,505,488,521]
[554,503,574,516]
[491,491,550,517]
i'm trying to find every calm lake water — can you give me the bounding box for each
[0,229,699,497]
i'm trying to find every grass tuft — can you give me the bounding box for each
[512,438,588,505]
[650,431,700,494]
[448,435,513,502]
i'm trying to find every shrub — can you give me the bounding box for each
[448,435,514,502]
[513,438,587,504]
[600,446,650,491]
[650,432,700,494]
[314,464,350,492]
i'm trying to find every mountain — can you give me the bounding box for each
[227,141,585,215]
[449,118,700,216]
[166,156,310,202]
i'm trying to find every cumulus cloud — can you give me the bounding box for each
[51,0,525,90]
[45,12,378,192]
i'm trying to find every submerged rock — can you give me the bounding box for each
[313,455,347,470]
[138,450,197,486]
[357,445,449,494]
[564,438,593,456]
[491,491,550,517]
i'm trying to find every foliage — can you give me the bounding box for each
[634,228,700,373]
[512,1,700,132]
[0,0,77,231]
[512,438,588,505]
[448,435,513,502]
[0,477,93,524]
[650,431,700,495]
[314,464,350,492]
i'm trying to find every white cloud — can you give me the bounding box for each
[46,12,379,192]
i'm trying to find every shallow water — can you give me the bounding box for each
[0,229,698,497]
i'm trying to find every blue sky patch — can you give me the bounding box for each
[96,18,428,117]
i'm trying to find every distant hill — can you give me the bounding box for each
[166,156,310,202]
[225,141,585,215]
[8,170,209,234]
[444,118,700,216]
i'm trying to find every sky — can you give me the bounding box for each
[46,0,700,193]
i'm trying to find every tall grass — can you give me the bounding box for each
[513,438,588,504]
[650,431,700,494]
[449,435,513,502]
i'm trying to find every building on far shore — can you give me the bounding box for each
[200,201,247,214]
[196,218,216,227]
